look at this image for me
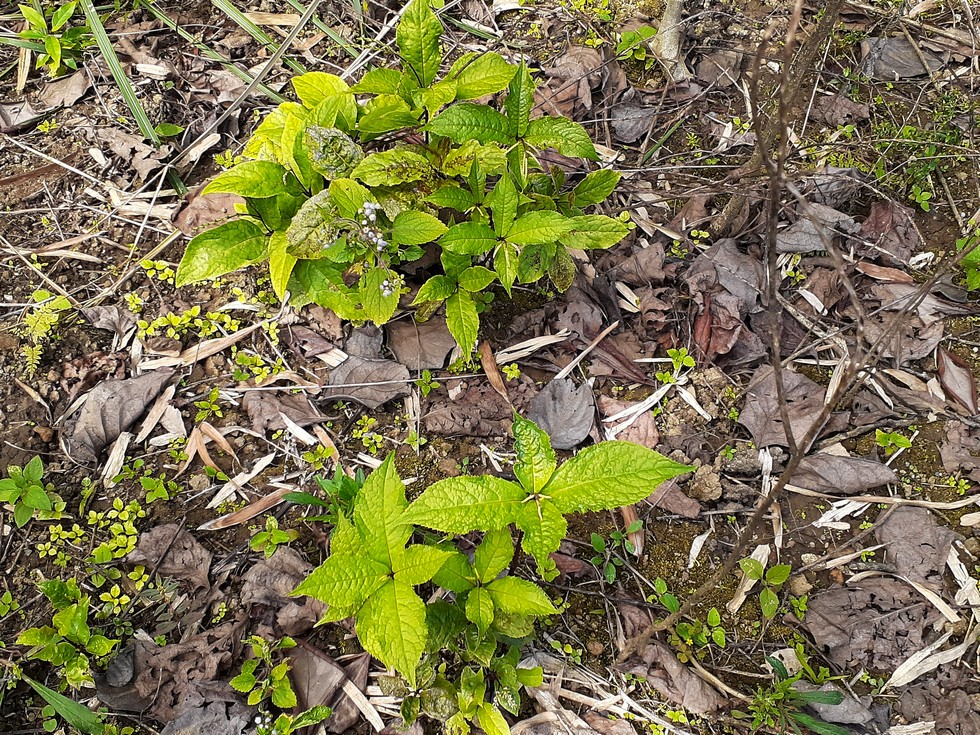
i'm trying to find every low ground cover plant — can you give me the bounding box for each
[175,0,630,353]
[293,415,692,732]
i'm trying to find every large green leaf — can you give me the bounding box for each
[560,215,630,249]
[405,475,525,533]
[358,95,421,135]
[268,230,296,300]
[547,442,694,514]
[486,576,557,616]
[573,170,621,207]
[352,149,433,186]
[457,266,496,293]
[512,415,556,493]
[248,192,304,232]
[427,103,514,145]
[288,260,363,320]
[353,453,412,567]
[328,177,371,219]
[23,676,104,735]
[176,220,267,286]
[392,210,448,246]
[432,552,476,593]
[439,222,498,256]
[504,63,534,138]
[524,117,597,160]
[505,211,573,245]
[202,160,296,198]
[359,267,400,325]
[285,190,340,259]
[515,500,567,570]
[445,289,479,353]
[412,275,456,304]
[484,173,519,236]
[472,528,513,583]
[397,0,443,88]
[414,79,457,117]
[426,185,476,211]
[477,703,510,735]
[450,52,517,99]
[292,554,390,608]
[351,68,404,94]
[441,140,508,177]
[293,72,350,108]
[356,578,427,687]
[392,544,453,586]
[243,107,287,161]
[493,241,519,296]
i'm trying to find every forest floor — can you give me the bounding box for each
[1,0,980,734]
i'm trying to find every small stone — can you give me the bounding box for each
[586,640,605,656]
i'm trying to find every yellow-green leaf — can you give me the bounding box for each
[176,220,267,287]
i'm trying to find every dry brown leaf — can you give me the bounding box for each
[241,548,325,636]
[479,341,509,404]
[197,486,292,530]
[387,318,457,370]
[619,641,726,713]
[527,378,594,450]
[126,524,211,594]
[173,187,244,236]
[937,346,979,415]
[324,355,410,409]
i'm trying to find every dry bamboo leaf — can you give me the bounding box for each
[198,486,293,530]
[479,341,509,404]
[937,346,978,415]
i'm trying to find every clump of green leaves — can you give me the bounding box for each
[738,558,792,619]
[14,1,94,77]
[230,635,298,708]
[589,520,641,583]
[285,465,365,524]
[957,230,979,290]
[735,656,850,735]
[615,25,657,69]
[16,578,119,690]
[175,0,630,353]
[19,290,72,377]
[292,414,692,733]
[0,456,64,528]
[250,517,299,558]
[874,428,912,456]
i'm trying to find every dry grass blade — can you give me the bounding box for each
[283,0,359,58]
[210,0,306,75]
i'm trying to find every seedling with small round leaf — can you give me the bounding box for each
[738,557,793,619]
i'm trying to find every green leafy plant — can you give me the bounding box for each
[735,656,850,735]
[250,517,299,558]
[23,674,105,734]
[0,456,65,528]
[405,415,692,579]
[19,290,72,377]
[874,428,912,456]
[285,465,365,525]
[589,519,641,583]
[230,635,298,708]
[615,25,657,69]
[193,387,224,423]
[16,578,119,690]
[253,706,333,735]
[416,369,441,397]
[174,0,630,354]
[957,230,979,290]
[908,183,933,211]
[13,1,94,77]
[738,558,792,619]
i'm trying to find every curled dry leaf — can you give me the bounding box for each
[527,378,594,450]
[791,453,898,495]
[937,346,979,416]
[386,318,457,370]
[324,355,410,409]
[479,341,510,404]
[61,369,174,463]
[241,548,325,636]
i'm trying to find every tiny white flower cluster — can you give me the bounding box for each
[254,711,274,735]
[380,278,396,297]
[359,202,388,252]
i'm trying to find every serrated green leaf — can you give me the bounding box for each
[397,0,443,88]
[358,95,421,135]
[547,442,694,514]
[504,63,534,138]
[439,221,498,255]
[739,558,764,581]
[548,244,575,292]
[229,671,257,693]
[271,681,297,709]
[505,211,573,246]
[476,701,509,735]
[392,210,448,246]
[330,510,359,556]
[292,555,390,608]
[515,500,567,571]
[493,242,519,296]
[360,267,400,326]
[309,92,358,132]
[14,502,33,528]
[513,415,556,493]
[328,177,371,219]
[524,117,597,160]
[352,68,404,94]
[759,587,779,618]
[303,126,363,179]
[427,103,514,145]
[353,453,412,567]
[293,72,350,108]
[285,190,340,259]
[473,528,514,583]
[560,215,630,249]
[486,576,557,616]
[405,475,525,533]
[466,587,495,634]
[352,149,433,187]
[446,289,479,353]
[203,161,295,198]
[432,552,476,593]
[268,231,296,300]
[288,260,364,320]
[412,275,456,304]
[357,579,427,686]
[426,185,476,211]
[441,140,508,178]
[176,219,267,287]
[485,173,518,236]
[414,79,457,116]
[24,483,52,511]
[248,192,304,232]
[280,103,311,185]
[243,107,287,161]
[492,610,535,638]
[450,52,517,99]
[573,170,621,207]
[457,266,496,293]
[765,564,792,586]
[23,677,103,735]
[393,545,453,586]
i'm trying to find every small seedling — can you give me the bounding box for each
[875,429,912,456]
[615,25,657,69]
[589,520,642,583]
[230,635,298,708]
[415,369,441,397]
[250,517,299,558]
[0,456,64,528]
[738,558,792,619]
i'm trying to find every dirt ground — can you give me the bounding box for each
[1,0,980,733]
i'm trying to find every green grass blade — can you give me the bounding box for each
[210,0,306,75]
[0,36,45,52]
[283,0,359,58]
